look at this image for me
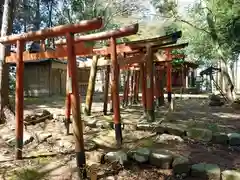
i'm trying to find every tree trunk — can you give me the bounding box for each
[84,55,98,116]
[0,0,16,123]
[206,11,235,102]
[35,0,40,30]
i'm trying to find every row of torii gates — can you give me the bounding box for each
[0,17,188,174]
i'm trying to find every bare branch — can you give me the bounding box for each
[175,17,210,34]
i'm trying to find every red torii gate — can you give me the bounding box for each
[111,32,183,121]
[4,23,140,150]
[0,18,104,174]
[56,24,139,146]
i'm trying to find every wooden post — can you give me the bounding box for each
[154,65,161,107]
[66,32,86,177]
[65,64,71,135]
[145,46,155,122]
[110,84,114,113]
[15,40,24,160]
[84,55,99,116]
[123,70,130,107]
[110,37,122,146]
[135,70,140,102]
[159,67,165,106]
[133,70,138,104]
[103,65,110,115]
[130,70,134,105]
[166,50,172,103]
[140,63,147,114]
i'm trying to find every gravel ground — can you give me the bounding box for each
[0,95,240,180]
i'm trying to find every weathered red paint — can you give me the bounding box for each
[145,46,154,121]
[110,37,122,145]
[133,70,138,103]
[166,50,172,103]
[135,71,140,102]
[0,18,103,44]
[66,32,86,173]
[123,70,130,106]
[65,64,71,135]
[57,24,139,44]
[103,65,110,115]
[154,68,161,106]
[140,63,147,112]
[15,40,24,160]
[130,70,134,104]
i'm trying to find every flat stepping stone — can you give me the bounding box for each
[172,156,190,176]
[212,132,229,145]
[154,134,184,144]
[162,123,187,137]
[136,124,155,131]
[191,163,220,180]
[128,147,151,163]
[104,151,128,166]
[222,170,240,180]
[149,149,173,169]
[228,133,240,146]
[186,128,212,142]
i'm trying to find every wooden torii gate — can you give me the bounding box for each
[0,18,107,176]
[105,31,184,121]
[156,43,189,105]
[4,23,140,154]
[56,24,139,146]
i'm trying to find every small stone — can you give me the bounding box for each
[163,123,186,137]
[38,133,52,142]
[128,147,151,163]
[105,176,115,180]
[84,116,97,128]
[149,149,173,169]
[3,150,10,155]
[6,132,34,146]
[42,110,51,116]
[186,128,212,142]
[222,170,240,180]
[96,121,111,129]
[228,133,240,146]
[155,125,166,134]
[172,156,190,175]
[154,134,184,144]
[212,132,229,145]
[191,163,220,180]
[104,151,128,166]
[85,140,97,151]
[57,140,73,148]
[136,124,154,131]
[209,94,221,101]
[209,101,224,106]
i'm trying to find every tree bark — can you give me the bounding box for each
[0,0,16,123]
[206,11,235,102]
[84,55,98,116]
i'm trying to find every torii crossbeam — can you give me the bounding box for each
[0,18,103,175]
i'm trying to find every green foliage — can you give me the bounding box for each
[151,0,240,66]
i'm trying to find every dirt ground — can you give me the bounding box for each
[0,95,240,180]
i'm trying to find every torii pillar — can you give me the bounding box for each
[145,45,155,121]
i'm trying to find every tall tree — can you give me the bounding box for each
[0,0,16,123]
[151,0,240,101]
